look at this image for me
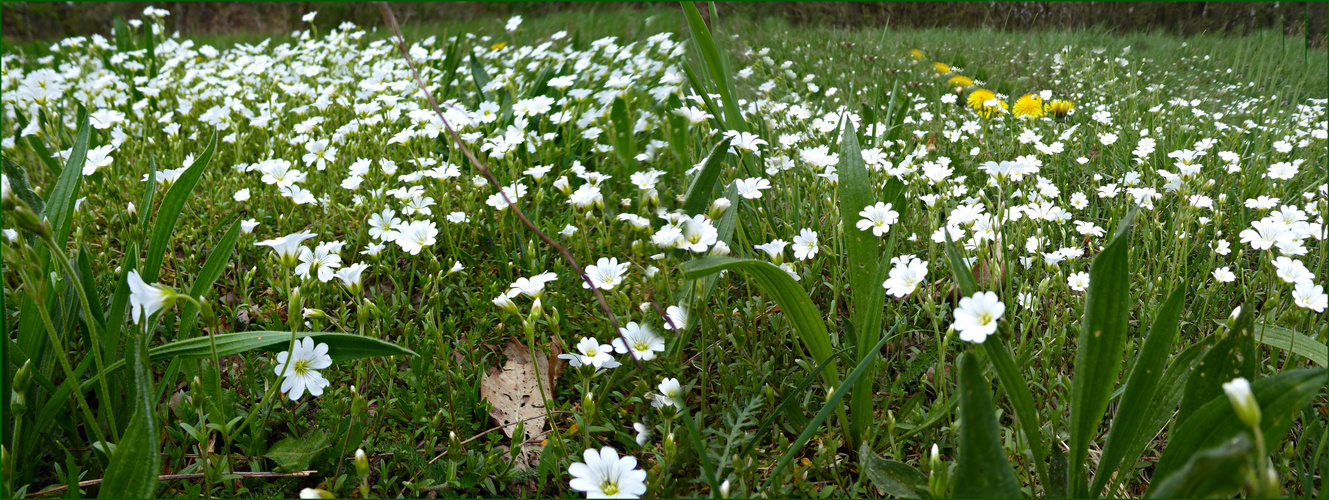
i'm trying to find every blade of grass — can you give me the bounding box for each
[953,352,1022,498]
[142,131,217,283]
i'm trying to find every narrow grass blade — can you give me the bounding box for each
[44,104,91,249]
[765,329,895,491]
[942,231,978,296]
[13,111,63,176]
[680,406,720,494]
[469,54,490,102]
[680,257,837,386]
[177,218,243,337]
[142,130,217,283]
[680,138,731,216]
[1148,367,1327,495]
[138,159,157,230]
[1253,323,1327,367]
[680,1,745,132]
[1177,303,1257,426]
[1068,208,1137,498]
[609,96,637,171]
[954,352,1022,499]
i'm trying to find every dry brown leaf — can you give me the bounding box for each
[479,340,565,469]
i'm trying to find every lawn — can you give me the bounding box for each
[1,4,1326,499]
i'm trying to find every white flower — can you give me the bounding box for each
[1221,377,1261,428]
[334,262,370,293]
[567,447,647,499]
[509,272,558,298]
[394,220,438,255]
[1067,272,1090,292]
[1212,267,1236,283]
[734,177,771,199]
[612,322,665,361]
[792,229,819,260]
[257,231,317,267]
[1272,257,1312,284]
[856,202,899,237]
[883,258,928,298]
[1293,281,1327,312]
[559,337,620,369]
[661,305,687,331]
[127,269,175,325]
[652,378,684,408]
[295,242,343,283]
[952,291,1005,343]
[583,257,628,290]
[754,239,788,261]
[233,188,250,202]
[274,337,333,401]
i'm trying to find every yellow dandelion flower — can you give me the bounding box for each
[946,75,974,88]
[932,62,951,75]
[490,42,507,51]
[1013,94,1045,119]
[1048,99,1073,117]
[967,89,996,110]
[909,49,925,61]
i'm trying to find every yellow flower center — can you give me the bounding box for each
[977,312,993,326]
[293,359,310,376]
[600,480,619,496]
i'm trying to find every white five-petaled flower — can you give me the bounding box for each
[127,269,175,325]
[583,257,628,290]
[612,322,665,361]
[856,202,900,237]
[1293,281,1327,312]
[633,423,651,447]
[334,262,370,294]
[952,291,1006,343]
[652,378,684,408]
[1212,267,1236,283]
[792,229,820,260]
[274,337,333,401]
[1067,272,1090,292]
[883,257,928,298]
[734,177,771,199]
[567,447,647,499]
[394,220,438,255]
[295,242,343,283]
[559,337,620,369]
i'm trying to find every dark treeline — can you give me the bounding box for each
[2,2,1325,45]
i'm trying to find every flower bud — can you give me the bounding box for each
[929,444,941,473]
[303,307,325,320]
[1222,377,1261,428]
[12,205,50,238]
[530,298,543,321]
[663,432,677,459]
[354,448,370,479]
[583,392,596,423]
[298,488,334,499]
[720,480,731,499]
[350,385,367,418]
[492,293,518,315]
[708,198,731,220]
[199,298,216,325]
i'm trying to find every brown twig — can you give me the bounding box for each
[375,2,640,371]
[24,470,317,498]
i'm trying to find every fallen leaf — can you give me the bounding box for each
[479,340,565,469]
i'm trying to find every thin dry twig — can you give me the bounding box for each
[25,470,317,498]
[375,2,640,370]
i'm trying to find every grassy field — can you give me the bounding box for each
[2,5,1326,499]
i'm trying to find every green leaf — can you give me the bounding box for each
[44,104,91,249]
[1146,435,1254,499]
[178,218,243,337]
[837,118,890,445]
[1068,208,1137,498]
[666,94,689,160]
[679,138,731,216]
[1178,304,1257,426]
[765,326,896,490]
[680,1,745,131]
[1091,287,1186,497]
[101,314,158,498]
[860,444,928,498]
[142,131,217,283]
[609,96,637,171]
[982,337,1050,493]
[97,409,157,498]
[469,54,490,101]
[81,332,417,393]
[680,257,837,387]
[265,430,331,472]
[138,159,157,230]
[1253,323,1327,367]
[1148,367,1327,495]
[1105,336,1213,497]
[954,352,1022,499]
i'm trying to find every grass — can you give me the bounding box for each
[2,4,1326,499]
